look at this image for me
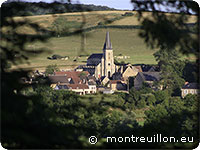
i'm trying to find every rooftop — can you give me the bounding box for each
[182,83,199,89]
[48,75,70,84]
[67,84,89,89]
[139,72,161,81]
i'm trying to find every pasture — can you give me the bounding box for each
[10,11,197,70]
[12,28,157,70]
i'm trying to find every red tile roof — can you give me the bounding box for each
[54,71,89,84]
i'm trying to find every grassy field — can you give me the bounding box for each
[9,11,197,71]
[12,10,197,31]
[12,28,158,70]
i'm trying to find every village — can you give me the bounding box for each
[2,0,199,149]
[27,32,199,98]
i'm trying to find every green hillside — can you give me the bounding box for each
[12,28,157,70]
[9,11,197,70]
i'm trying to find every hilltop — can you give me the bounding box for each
[1,1,116,17]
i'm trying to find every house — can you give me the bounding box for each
[65,84,90,95]
[181,82,199,98]
[54,71,89,84]
[134,72,161,90]
[141,64,160,72]
[108,80,127,91]
[114,64,142,83]
[88,81,97,94]
[48,71,96,95]
[48,75,72,88]
[54,82,96,95]
[121,64,142,81]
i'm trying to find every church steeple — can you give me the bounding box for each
[102,31,114,78]
[103,31,112,50]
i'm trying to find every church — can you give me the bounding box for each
[79,32,115,79]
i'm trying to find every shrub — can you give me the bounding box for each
[45,64,59,75]
[137,98,146,109]
[122,12,134,16]
[154,90,169,104]
[52,54,62,59]
[146,94,156,106]
[112,98,125,108]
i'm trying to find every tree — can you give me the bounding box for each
[146,94,156,106]
[129,87,140,102]
[137,98,146,109]
[182,94,198,112]
[130,1,199,148]
[154,48,185,95]
[1,6,72,148]
[131,1,198,56]
[50,16,69,37]
[154,90,169,104]
[45,64,60,75]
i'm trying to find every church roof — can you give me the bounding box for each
[88,53,103,59]
[103,31,112,50]
[87,53,103,66]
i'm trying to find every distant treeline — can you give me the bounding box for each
[1,1,116,17]
[84,25,141,31]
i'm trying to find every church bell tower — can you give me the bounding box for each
[103,32,115,78]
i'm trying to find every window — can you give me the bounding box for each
[108,63,110,66]
[108,53,110,59]
[184,90,188,94]
[108,71,111,78]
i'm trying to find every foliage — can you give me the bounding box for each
[182,94,198,112]
[146,94,156,106]
[45,64,60,75]
[122,12,134,16]
[132,1,198,56]
[52,54,63,59]
[2,1,199,149]
[154,48,185,96]
[129,87,140,102]
[137,98,146,109]
[98,16,124,26]
[182,60,198,82]
[50,16,82,37]
[112,98,125,109]
[1,1,116,17]
[154,90,169,104]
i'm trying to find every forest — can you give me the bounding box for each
[1,1,116,17]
